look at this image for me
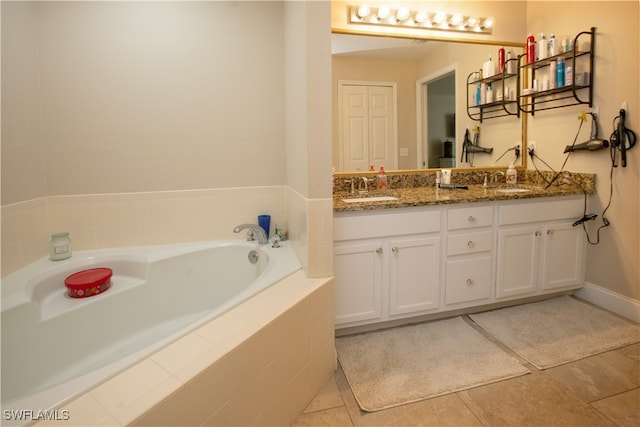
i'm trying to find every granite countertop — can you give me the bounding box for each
[334,183,593,212]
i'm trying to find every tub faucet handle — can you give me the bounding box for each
[233,224,268,244]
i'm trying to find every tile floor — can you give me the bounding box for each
[293,313,640,427]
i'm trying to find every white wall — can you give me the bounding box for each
[526,1,639,301]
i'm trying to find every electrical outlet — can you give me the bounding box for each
[589,105,600,117]
[528,141,536,156]
[621,101,628,113]
[400,147,409,157]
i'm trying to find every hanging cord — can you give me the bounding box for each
[542,117,584,189]
[527,115,611,245]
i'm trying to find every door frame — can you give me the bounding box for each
[416,64,457,169]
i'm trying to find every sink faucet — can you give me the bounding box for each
[359,177,369,193]
[491,170,505,184]
[233,224,268,244]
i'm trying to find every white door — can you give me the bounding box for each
[339,83,396,171]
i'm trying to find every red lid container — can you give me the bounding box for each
[65,268,113,298]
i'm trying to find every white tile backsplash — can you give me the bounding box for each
[1,185,334,279]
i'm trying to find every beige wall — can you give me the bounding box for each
[3,2,286,202]
[526,1,639,301]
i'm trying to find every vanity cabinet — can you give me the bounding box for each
[445,205,494,305]
[496,198,585,298]
[333,208,441,327]
[334,195,587,330]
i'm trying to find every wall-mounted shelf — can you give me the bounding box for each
[518,28,595,115]
[466,57,520,122]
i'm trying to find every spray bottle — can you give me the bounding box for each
[377,166,387,190]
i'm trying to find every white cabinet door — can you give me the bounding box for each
[334,240,383,325]
[541,223,585,290]
[496,225,540,298]
[388,236,441,316]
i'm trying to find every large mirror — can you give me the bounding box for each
[332,33,526,173]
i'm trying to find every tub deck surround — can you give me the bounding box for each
[1,240,336,427]
[334,170,596,211]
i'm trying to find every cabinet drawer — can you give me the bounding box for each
[446,256,492,305]
[334,209,441,241]
[499,197,583,225]
[448,205,493,230]
[447,230,493,256]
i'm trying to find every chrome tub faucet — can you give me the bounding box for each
[233,224,268,244]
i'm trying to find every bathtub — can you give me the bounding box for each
[1,239,301,423]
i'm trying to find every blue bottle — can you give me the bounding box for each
[557,57,565,87]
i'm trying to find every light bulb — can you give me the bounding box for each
[449,13,464,26]
[356,5,370,19]
[413,10,427,24]
[483,17,495,29]
[395,7,410,22]
[433,11,446,24]
[376,6,390,21]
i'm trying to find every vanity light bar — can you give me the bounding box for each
[349,5,494,34]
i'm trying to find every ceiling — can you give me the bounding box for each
[331,33,440,60]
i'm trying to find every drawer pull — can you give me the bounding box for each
[467,240,474,247]
[547,229,553,236]
[535,231,541,237]
[392,247,399,253]
[376,247,383,254]
[468,215,476,222]
[466,278,474,286]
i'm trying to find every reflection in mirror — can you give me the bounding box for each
[332,33,525,173]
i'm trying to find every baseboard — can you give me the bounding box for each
[575,282,640,323]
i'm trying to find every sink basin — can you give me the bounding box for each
[496,188,532,194]
[341,196,399,203]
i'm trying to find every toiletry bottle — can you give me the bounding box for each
[538,33,547,60]
[549,61,557,89]
[565,65,573,86]
[506,50,514,74]
[549,34,557,56]
[377,166,387,190]
[526,34,535,64]
[506,164,517,185]
[435,171,441,188]
[483,55,494,77]
[557,57,565,87]
[486,84,494,103]
[476,84,482,105]
[498,47,505,73]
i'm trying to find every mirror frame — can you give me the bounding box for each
[331,28,528,176]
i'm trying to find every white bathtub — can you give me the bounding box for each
[1,240,301,423]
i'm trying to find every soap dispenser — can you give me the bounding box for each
[377,166,387,190]
[506,163,517,184]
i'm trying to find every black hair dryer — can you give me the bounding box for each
[564,112,609,153]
